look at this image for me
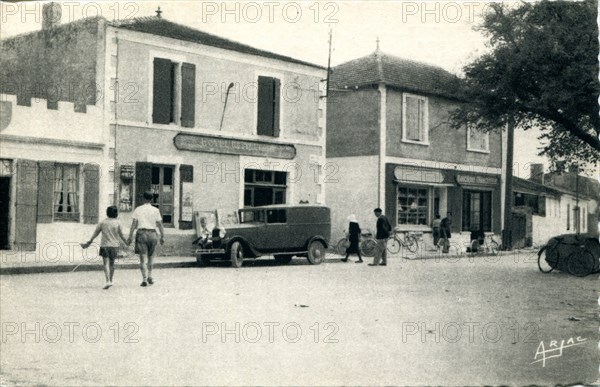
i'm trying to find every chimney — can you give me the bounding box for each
[42,2,61,30]
[530,163,544,184]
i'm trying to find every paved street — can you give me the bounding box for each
[0,252,597,386]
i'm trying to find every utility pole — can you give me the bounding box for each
[502,117,515,251]
[325,26,333,99]
[575,163,580,235]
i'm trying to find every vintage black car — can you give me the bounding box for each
[195,205,331,268]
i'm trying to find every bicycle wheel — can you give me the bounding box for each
[387,237,401,254]
[361,239,377,257]
[537,245,555,273]
[335,238,349,256]
[566,251,595,277]
[404,235,418,253]
[488,240,500,256]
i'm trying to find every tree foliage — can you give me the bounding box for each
[449,0,600,170]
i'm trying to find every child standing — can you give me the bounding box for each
[81,206,128,289]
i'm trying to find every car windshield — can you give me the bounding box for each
[239,210,265,223]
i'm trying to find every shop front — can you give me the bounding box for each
[385,163,502,247]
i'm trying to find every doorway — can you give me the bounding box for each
[0,177,10,249]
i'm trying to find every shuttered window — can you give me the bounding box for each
[180,63,196,128]
[257,76,280,137]
[403,94,428,143]
[53,164,80,222]
[14,159,38,251]
[153,58,196,127]
[152,58,174,124]
[82,163,100,224]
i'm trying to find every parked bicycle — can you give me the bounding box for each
[335,231,378,257]
[468,232,501,256]
[387,230,419,254]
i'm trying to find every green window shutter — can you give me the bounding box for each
[179,164,193,230]
[37,161,54,223]
[135,162,153,208]
[273,78,281,137]
[181,63,196,128]
[15,159,38,251]
[83,163,100,224]
[152,58,173,124]
[257,76,274,136]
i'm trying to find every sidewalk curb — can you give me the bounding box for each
[0,260,199,276]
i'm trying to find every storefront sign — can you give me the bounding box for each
[120,165,134,180]
[394,166,444,184]
[457,174,498,186]
[174,133,296,159]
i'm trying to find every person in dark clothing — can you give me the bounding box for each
[369,208,392,266]
[440,212,452,253]
[342,214,363,263]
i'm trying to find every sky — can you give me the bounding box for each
[0,1,494,74]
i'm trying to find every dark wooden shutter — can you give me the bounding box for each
[179,164,193,230]
[181,63,196,128]
[83,163,100,224]
[37,161,54,223]
[135,162,152,208]
[538,196,546,217]
[15,159,38,251]
[448,186,462,233]
[273,78,281,137]
[152,58,173,124]
[257,76,274,136]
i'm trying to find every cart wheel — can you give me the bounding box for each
[537,245,555,273]
[566,251,595,277]
[387,237,401,254]
[360,239,377,257]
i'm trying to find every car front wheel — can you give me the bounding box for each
[230,241,244,268]
[307,240,325,265]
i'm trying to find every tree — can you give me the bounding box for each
[449,0,600,170]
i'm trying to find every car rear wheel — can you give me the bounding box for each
[307,240,325,265]
[274,254,293,265]
[230,241,244,268]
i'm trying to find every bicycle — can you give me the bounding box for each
[468,232,501,256]
[387,230,419,254]
[537,236,596,277]
[335,231,378,257]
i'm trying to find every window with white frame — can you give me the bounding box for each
[402,93,428,144]
[467,126,490,152]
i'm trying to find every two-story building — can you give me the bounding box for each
[0,5,326,258]
[326,49,503,250]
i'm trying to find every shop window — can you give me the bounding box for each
[402,93,428,144]
[244,169,287,207]
[152,58,196,127]
[462,190,492,232]
[257,76,281,137]
[397,186,429,226]
[467,126,489,152]
[54,164,80,221]
[514,192,545,216]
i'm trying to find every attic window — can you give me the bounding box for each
[402,93,428,145]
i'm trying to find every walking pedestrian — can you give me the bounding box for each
[440,212,452,254]
[127,191,165,287]
[81,206,128,289]
[341,214,364,263]
[432,213,442,250]
[369,208,392,266]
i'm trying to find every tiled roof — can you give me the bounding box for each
[513,177,562,197]
[110,17,324,69]
[329,50,461,98]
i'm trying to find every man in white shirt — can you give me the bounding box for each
[127,191,165,287]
